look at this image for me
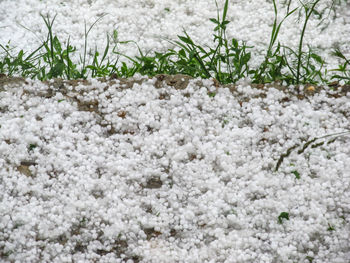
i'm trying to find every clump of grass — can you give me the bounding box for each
[251,0,298,84]
[284,0,326,85]
[80,15,125,78]
[114,0,252,84]
[40,14,81,79]
[0,0,349,87]
[0,42,44,78]
[278,212,290,224]
[170,0,252,84]
[291,170,301,179]
[0,14,122,80]
[330,48,350,84]
[28,143,37,152]
[0,14,80,80]
[327,223,335,231]
[253,0,328,86]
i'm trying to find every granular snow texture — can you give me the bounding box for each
[0,75,349,262]
[0,0,350,262]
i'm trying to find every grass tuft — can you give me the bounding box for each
[0,0,349,88]
[278,212,290,224]
[331,48,350,84]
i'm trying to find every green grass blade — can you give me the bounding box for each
[222,0,229,23]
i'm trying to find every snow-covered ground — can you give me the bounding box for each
[0,75,349,262]
[0,0,350,262]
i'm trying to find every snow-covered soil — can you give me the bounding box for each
[0,0,350,262]
[0,75,349,262]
